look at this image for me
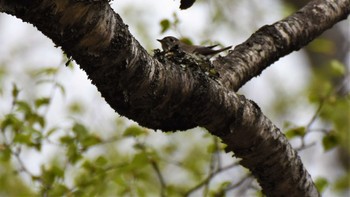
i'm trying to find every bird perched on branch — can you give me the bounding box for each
[157,36,231,56]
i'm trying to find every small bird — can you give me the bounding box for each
[157,36,231,56]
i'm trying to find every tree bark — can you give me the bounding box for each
[0,0,348,196]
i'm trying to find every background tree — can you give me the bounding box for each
[0,0,349,196]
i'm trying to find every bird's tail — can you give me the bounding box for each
[215,46,232,53]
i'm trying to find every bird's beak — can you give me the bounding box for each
[157,39,162,43]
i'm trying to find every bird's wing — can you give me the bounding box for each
[194,45,232,56]
[206,44,218,49]
[214,46,232,53]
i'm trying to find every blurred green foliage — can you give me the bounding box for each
[315,177,329,193]
[0,62,240,196]
[283,55,349,194]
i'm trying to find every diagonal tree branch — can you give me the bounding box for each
[214,0,350,91]
[0,0,348,196]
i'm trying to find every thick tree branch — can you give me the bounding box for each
[215,0,349,91]
[1,0,348,196]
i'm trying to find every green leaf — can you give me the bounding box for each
[322,132,339,151]
[283,121,294,129]
[50,165,64,178]
[123,125,148,137]
[11,83,20,98]
[82,160,94,170]
[334,172,350,191]
[49,184,69,196]
[60,135,74,144]
[13,126,42,150]
[285,126,306,139]
[0,145,11,162]
[207,142,226,153]
[209,181,230,197]
[67,143,82,164]
[318,97,350,151]
[54,82,66,97]
[95,156,108,166]
[33,67,59,77]
[160,19,170,33]
[45,127,58,137]
[35,97,50,109]
[68,102,84,114]
[72,123,88,137]
[124,152,149,172]
[81,135,101,149]
[26,113,45,128]
[15,101,32,114]
[308,38,334,54]
[13,133,31,144]
[315,177,328,193]
[41,165,64,186]
[180,37,193,45]
[330,60,345,76]
[1,114,22,131]
[209,68,218,76]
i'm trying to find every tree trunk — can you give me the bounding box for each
[0,0,348,196]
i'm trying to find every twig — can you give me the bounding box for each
[150,159,167,197]
[203,136,221,196]
[184,162,239,196]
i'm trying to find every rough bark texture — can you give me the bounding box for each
[214,0,350,91]
[0,0,349,196]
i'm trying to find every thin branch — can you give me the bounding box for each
[225,175,253,194]
[135,140,167,197]
[296,142,317,152]
[297,71,350,151]
[184,162,240,196]
[149,158,167,197]
[305,100,324,132]
[203,136,222,196]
